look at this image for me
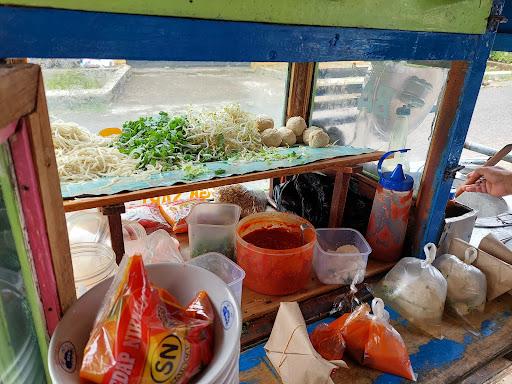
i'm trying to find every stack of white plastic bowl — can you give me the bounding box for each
[49,263,241,384]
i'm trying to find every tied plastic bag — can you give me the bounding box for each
[309,314,349,361]
[273,173,333,228]
[214,184,267,218]
[433,247,487,316]
[80,254,214,383]
[375,243,447,336]
[341,298,416,381]
[310,270,364,360]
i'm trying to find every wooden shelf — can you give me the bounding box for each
[240,295,512,383]
[241,258,394,322]
[176,231,394,348]
[62,151,383,212]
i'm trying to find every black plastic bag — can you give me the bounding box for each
[273,173,333,227]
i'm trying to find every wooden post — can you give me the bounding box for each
[328,166,362,228]
[25,68,76,312]
[276,62,317,200]
[286,62,316,122]
[101,204,126,264]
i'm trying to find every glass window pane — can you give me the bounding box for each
[31,59,288,132]
[311,60,450,189]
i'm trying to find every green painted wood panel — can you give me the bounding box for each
[0,0,492,34]
[0,145,49,382]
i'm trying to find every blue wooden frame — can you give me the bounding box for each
[0,6,482,62]
[416,0,504,254]
[494,0,512,52]
[0,2,504,257]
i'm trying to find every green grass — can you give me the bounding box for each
[489,51,512,64]
[45,71,101,90]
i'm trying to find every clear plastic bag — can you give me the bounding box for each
[310,271,363,361]
[124,229,184,264]
[375,243,447,335]
[433,247,486,316]
[341,298,416,381]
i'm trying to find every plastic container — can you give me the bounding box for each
[70,242,117,297]
[366,150,414,262]
[236,212,316,295]
[188,252,246,305]
[187,203,241,259]
[67,211,147,245]
[66,211,109,244]
[49,263,242,384]
[313,228,371,285]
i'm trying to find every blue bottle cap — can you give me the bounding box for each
[377,150,414,192]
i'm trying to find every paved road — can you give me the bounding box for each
[465,83,512,156]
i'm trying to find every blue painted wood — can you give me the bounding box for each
[498,0,512,34]
[0,6,481,62]
[494,0,512,51]
[494,34,512,51]
[414,0,505,256]
[240,306,512,383]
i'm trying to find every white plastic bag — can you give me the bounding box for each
[376,243,447,334]
[433,247,486,316]
[124,229,184,264]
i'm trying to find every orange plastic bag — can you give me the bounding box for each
[159,199,203,233]
[310,313,349,361]
[80,255,214,384]
[341,298,416,381]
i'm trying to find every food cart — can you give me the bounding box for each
[0,1,511,383]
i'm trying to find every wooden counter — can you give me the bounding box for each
[239,295,512,383]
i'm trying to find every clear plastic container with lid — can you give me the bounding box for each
[66,211,109,244]
[67,211,147,245]
[187,203,241,259]
[313,228,371,285]
[71,242,117,297]
[188,252,246,305]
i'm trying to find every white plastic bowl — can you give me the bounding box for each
[49,263,241,383]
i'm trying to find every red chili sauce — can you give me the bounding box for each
[242,227,304,250]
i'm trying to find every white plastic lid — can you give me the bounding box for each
[71,243,116,281]
[188,252,245,288]
[66,211,108,244]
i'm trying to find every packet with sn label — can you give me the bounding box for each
[80,255,214,383]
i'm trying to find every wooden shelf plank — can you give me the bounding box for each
[241,258,394,322]
[63,151,383,212]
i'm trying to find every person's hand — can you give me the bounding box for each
[457,166,512,197]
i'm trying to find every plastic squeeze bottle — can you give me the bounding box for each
[382,105,411,172]
[366,149,414,262]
